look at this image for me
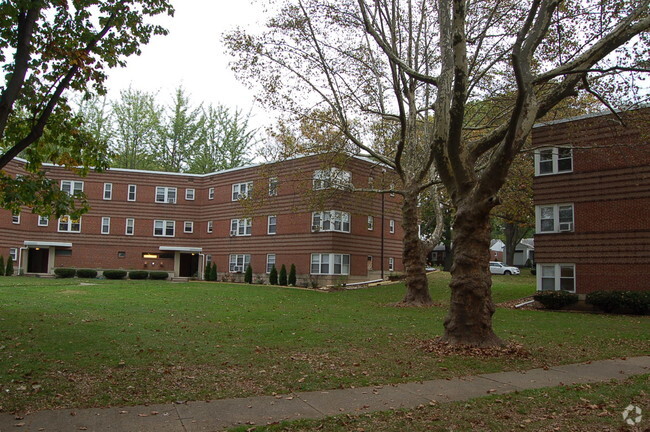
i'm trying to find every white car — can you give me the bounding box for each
[489,261,520,275]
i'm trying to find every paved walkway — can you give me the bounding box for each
[1,356,648,432]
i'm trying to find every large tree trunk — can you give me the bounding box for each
[442,201,504,346]
[400,188,432,306]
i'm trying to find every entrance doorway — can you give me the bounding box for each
[179,253,199,277]
[27,248,49,273]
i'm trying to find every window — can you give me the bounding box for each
[268,215,277,235]
[103,183,112,200]
[185,188,195,200]
[38,216,49,226]
[232,182,253,200]
[535,147,573,176]
[9,248,17,261]
[12,214,20,224]
[184,221,194,233]
[389,219,395,233]
[367,216,374,231]
[268,177,278,196]
[61,180,83,195]
[208,187,215,200]
[313,168,352,190]
[389,257,395,271]
[311,210,351,233]
[155,186,177,203]
[101,217,110,234]
[125,218,135,235]
[229,254,251,273]
[266,254,276,273]
[389,183,395,197]
[538,264,575,292]
[58,215,81,233]
[118,251,126,258]
[536,204,574,233]
[230,218,252,236]
[153,220,175,237]
[310,253,350,275]
[128,184,137,201]
[207,221,213,233]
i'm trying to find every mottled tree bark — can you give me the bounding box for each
[400,189,432,306]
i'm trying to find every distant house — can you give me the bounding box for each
[532,107,650,296]
[490,239,504,262]
[513,238,534,267]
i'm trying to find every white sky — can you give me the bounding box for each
[105,1,269,129]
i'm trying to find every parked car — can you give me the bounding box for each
[489,261,520,275]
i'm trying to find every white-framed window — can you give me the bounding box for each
[389,183,395,197]
[230,218,252,236]
[229,254,251,273]
[38,215,49,226]
[185,188,195,201]
[232,181,253,201]
[155,186,177,203]
[367,216,374,231]
[313,168,352,190]
[101,217,110,234]
[536,204,574,233]
[128,184,137,201]
[9,248,17,262]
[184,221,194,233]
[208,187,215,200]
[389,257,395,271]
[311,210,351,233]
[268,177,278,196]
[103,183,112,200]
[535,147,573,176]
[389,219,395,233]
[537,263,575,292]
[207,221,213,233]
[125,218,135,235]
[153,220,175,237]
[61,180,83,195]
[268,215,277,235]
[58,215,81,233]
[310,253,350,275]
[12,214,20,224]
[266,254,276,273]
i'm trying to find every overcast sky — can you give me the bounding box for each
[105,1,269,129]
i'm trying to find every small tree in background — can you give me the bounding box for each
[269,265,278,285]
[0,256,5,276]
[6,256,15,276]
[204,262,212,281]
[244,265,253,284]
[288,264,296,286]
[279,264,287,286]
[210,263,217,281]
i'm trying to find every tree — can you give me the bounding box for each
[210,263,217,282]
[226,0,650,346]
[5,256,13,276]
[279,264,288,286]
[204,262,212,281]
[0,1,174,215]
[0,256,5,276]
[269,265,279,285]
[288,264,297,286]
[244,264,253,284]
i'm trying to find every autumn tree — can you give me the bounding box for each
[227,0,650,346]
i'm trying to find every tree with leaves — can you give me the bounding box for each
[204,262,212,281]
[288,264,297,286]
[226,0,650,346]
[279,264,288,286]
[5,256,13,276]
[269,265,278,285]
[0,256,5,276]
[244,264,253,284]
[210,263,217,282]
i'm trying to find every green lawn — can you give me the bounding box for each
[0,273,648,414]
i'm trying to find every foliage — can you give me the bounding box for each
[0,256,4,276]
[269,265,278,285]
[204,262,212,281]
[149,271,169,280]
[54,268,76,278]
[586,290,650,315]
[244,265,253,284]
[5,256,13,276]
[288,264,297,286]
[76,269,98,278]
[102,270,127,280]
[533,291,579,310]
[128,270,149,280]
[622,291,650,315]
[209,263,217,282]
[279,264,288,286]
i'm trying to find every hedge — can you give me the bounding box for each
[103,270,127,280]
[533,290,578,310]
[54,268,76,278]
[587,290,650,315]
[128,270,149,280]
[76,269,98,278]
[149,271,169,280]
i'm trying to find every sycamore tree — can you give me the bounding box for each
[227,0,650,346]
[0,0,173,217]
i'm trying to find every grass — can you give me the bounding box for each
[0,272,648,414]
[229,374,650,432]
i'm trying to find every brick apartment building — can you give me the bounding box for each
[0,154,404,286]
[532,106,650,296]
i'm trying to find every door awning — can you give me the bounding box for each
[159,246,203,253]
[24,241,72,248]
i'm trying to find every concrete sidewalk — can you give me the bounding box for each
[1,356,648,432]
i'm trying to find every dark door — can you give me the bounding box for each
[179,253,199,277]
[27,248,49,273]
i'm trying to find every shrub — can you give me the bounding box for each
[209,263,217,281]
[76,269,98,278]
[244,265,253,284]
[204,262,212,281]
[621,291,650,315]
[149,271,169,280]
[279,264,287,286]
[103,270,127,280]
[0,256,4,276]
[288,264,296,286]
[533,290,578,310]
[5,256,13,276]
[54,268,76,278]
[586,290,625,313]
[269,265,278,285]
[128,270,149,280]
